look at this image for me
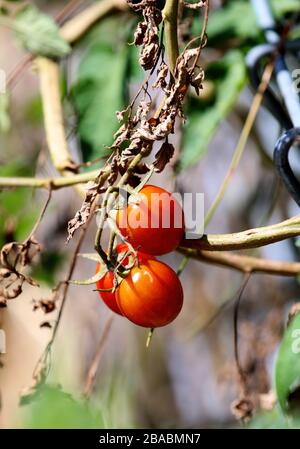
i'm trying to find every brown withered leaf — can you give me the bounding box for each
[152,63,168,90]
[287,302,300,325]
[106,155,120,186]
[120,137,144,166]
[20,236,41,267]
[0,238,39,301]
[115,109,126,123]
[40,321,52,329]
[183,1,206,9]
[33,298,56,314]
[231,395,254,422]
[1,238,41,271]
[191,67,205,96]
[134,21,147,46]
[67,176,106,242]
[127,1,158,12]
[1,242,19,270]
[140,41,159,70]
[129,2,162,71]
[133,99,151,124]
[112,122,132,148]
[153,141,175,172]
[4,281,22,299]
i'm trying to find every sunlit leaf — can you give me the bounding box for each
[275,312,300,412]
[0,161,39,246]
[22,384,104,429]
[14,5,71,58]
[248,405,300,429]
[71,16,131,162]
[199,0,300,45]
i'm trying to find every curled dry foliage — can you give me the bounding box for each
[231,395,254,423]
[33,298,56,314]
[67,175,107,242]
[0,238,40,306]
[67,1,207,243]
[32,278,70,315]
[183,1,206,9]
[153,141,175,172]
[130,0,162,70]
[287,302,300,325]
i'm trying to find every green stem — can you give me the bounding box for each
[179,220,300,252]
[162,0,179,75]
[0,168,110,190]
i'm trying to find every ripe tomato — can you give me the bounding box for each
[96,268,121,315]
[116,185,185,256]
[116,259,183,328]
[95,244,151,316]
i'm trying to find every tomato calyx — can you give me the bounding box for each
[98,243,150,289]
[95,243,154,316]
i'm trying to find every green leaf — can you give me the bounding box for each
[179,50,246,170]
[271,0,300,17]
[14,5,71,58]
[0,93,10,133]
[202,0,300,44]
[248,405,300,429]
[22,384,105,429]
[275,312,300,412]
[0,161,39,246]
[205,2,258,43]
[71,16,131,162]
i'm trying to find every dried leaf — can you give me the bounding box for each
[184,1,206,9]
[153,141,175,172]
[231,395,254,422]
[152,63,168,90]
[129,2,162,71]
[116,108,127,123]
[287,302,300,326]
[0,299,7,308]
[133,21,147,46]
[33,299,56,314]
[67,178,103,242]
[40,321,52,329]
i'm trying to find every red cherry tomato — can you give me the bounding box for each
[95,244,152,316]
[96,268,121,315]
[116,259,183,328]
[116,185,185,256]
